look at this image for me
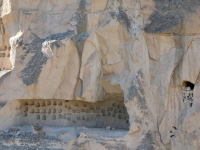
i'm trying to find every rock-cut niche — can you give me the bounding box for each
[182,81,194,107]
[15,99,130,129]
[0,19,12,71]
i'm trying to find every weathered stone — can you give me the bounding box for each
[0,0,199,149]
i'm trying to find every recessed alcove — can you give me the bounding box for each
[182,81,194,107]
[0,19,12,71]
[14,99,129,130]
[182,81,194,90]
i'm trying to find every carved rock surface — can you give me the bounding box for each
[0,0,199,149]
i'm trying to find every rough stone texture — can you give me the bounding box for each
[0,0,199,149]
[0,125,128,150]
[0,99,129,130]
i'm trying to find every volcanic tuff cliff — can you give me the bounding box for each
[0,0,200,149]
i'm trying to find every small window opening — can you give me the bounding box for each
[182,81,194,108]
[183,81,194,90]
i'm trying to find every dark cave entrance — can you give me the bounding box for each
[182,81,194,90]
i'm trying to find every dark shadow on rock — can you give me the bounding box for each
[144,0,200,34]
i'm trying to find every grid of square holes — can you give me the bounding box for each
[17,100,130,129]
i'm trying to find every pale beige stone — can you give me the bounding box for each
[91,0,107,13]
[0,0,199,149]
[49,0,77,7]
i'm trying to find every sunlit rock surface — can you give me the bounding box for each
[0,0,200,149]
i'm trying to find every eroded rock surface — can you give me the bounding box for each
[0,126,128,150]
[0,0,199,149]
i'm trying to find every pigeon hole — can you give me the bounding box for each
[17,99,130,130]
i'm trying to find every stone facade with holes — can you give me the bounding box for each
[12,99,130,129]
[0,19,12,71]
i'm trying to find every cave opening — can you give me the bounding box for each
[182,81,194,90]
[182,81,194,107]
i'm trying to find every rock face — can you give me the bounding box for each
[0,0,200,149]
[0,99,129,129]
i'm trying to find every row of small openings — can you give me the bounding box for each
[22,101,64,107]
[0,66,8,71]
